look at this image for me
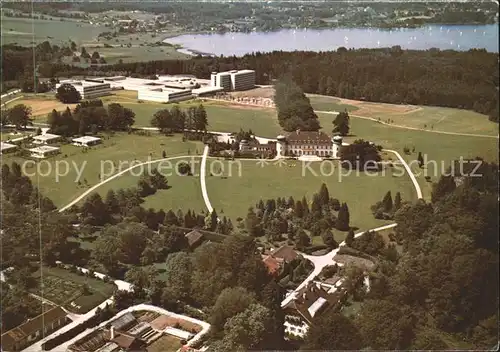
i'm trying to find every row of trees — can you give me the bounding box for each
[48,100,135,136]
[151,104,208,134]
[371,190,404,220]
[339,139,383,169]
[273,77,320,131]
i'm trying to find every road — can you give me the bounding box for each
[200,145,214,214]
[280,149,423,307]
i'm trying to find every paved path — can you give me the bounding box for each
[280,148,423,307]
[58,155,202,212]
[200,145,214,214]
[383,149,423,199]
[281,223,397,307]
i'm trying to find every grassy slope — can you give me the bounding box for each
[2,132,203,207]
[205,160,416,232]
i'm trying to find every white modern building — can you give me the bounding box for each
[138,87,193,103]
[33,133,62,145]
[0,142,17,154]
[211,69,255,91]
[72,136,102,147]
[29,145,60,158]
[56,79,111,99]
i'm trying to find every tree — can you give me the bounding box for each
[394,191,402,210]
[6,104,32,129]
[210,286,256,336]
[107,103,135,130]
[382,191,393,212]
[417,152,424,168]
[431,175,456,203]
[356,300,415,350]
[104,189,120,214]
[318,183,330,206]
[81,192,110,226]
[336,202,350,231]
[321,229,338,248]
[163,252,193,301]
[151,109,173,132]
[91,51,100,59]
[56,83,81,103]
[302,311,362,350]
[245,207,262,237]
[345,228,355,246]
[340,139,382,170]
[125,267,153,290]
[194,104,208,133]
[297,230,311,247]
[333,110,350,136]
[80,47,90,59]
[221,304,274,350]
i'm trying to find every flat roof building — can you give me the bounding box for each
[1,141,17,154]
[29,145,60,159]
[56,79,111,99]
[138,87,193,103]
[72,136,102,147]
[33,133,61,145]
[211,69,255,91]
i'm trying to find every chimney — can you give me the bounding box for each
[110,326,115,340]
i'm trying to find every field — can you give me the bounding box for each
[1,15,191,63]
[2,132,203,207]
[82,156,206,214]
[316,113,499,200]
[146,335,183,352]
[204,159,416,232]
[30,266,115,313]
[5,96,77,118]
[1,17,106,46]
[309,94,498,136]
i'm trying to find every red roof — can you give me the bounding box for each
[262,255,281,274]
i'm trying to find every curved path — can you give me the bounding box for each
[59,155,202,212]
[200,145,214,214]
[316,110,499,139]
[383,149,423,199]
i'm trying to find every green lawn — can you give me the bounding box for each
[308,94,360,113]
[31,266,115,313]
[204,159,416,232]
[2,132,203,207]
[317,113,498,200]
[84,156,206,215]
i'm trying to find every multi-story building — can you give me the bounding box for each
[279,131,343,158]
[137,87,193,103]
[211,70,255,91]
[56,79,111,99]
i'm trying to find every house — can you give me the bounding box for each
[29,145,60,158]
[281,130,342,158]
[1,306,68,351]
[110,312,137,331]
[0,141,17,154]
[261,245,299,275]
[72,136,102,147]
[282,281,344,338]
[33,133,61,145]
[185,230,204,249]
[111,333,146,351]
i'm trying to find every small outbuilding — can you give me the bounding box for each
[72,136,102,147]
[33,133,61,145]
[0,142,17,154]
[29,145,60,158]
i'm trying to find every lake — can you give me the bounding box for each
[165,24,499,56]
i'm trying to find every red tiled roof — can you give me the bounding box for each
[262,255,281,274]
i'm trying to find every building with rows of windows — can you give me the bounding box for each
[210,69,255,91]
